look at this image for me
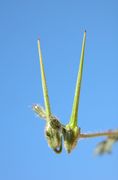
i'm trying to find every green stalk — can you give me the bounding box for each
[69,31,86,128]
[80,130,118,139]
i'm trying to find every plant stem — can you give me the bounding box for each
[79,129,118,139]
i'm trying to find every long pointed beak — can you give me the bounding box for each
[37,39,51,118]
[69,31,86,128]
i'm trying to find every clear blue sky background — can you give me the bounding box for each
[0,0,118,180]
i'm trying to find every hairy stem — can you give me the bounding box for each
[79,129,118,139]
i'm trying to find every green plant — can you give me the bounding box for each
[33,31,118,154]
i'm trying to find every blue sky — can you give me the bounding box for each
[0,0,118,179]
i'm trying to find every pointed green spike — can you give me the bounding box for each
[37,39,51,118]
[63,32,86,153]
[37,40,63,153]
[69,31,86,128]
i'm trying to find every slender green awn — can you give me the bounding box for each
[33,31,118,154]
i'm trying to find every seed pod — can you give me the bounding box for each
[45,122,62,153]
[63,125,80,153]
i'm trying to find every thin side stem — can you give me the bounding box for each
[37,40,51,118]
[79,130,118,139]
[69,31,86,128]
